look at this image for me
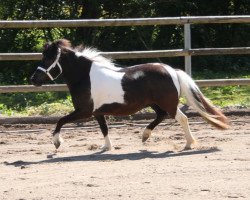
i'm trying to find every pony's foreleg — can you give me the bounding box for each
[53,110,91,149]
[142,105,167,142]
[175,108,196,149]
[95,115,112,151]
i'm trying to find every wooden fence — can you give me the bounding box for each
[0,15,250,93]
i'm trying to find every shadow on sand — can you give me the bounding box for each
[3,147,220,167]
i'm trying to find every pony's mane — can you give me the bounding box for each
[75,47,116,69]
[54,39,119,70]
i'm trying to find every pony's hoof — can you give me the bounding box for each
[100,145,112,151]
[142,136,149,143]
[52,133,64,149]
[183,146,192,150]
[142,128,152,142]
[184,140,197,150]
[54,141,61,149]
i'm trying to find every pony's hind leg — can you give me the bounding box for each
[175,108,196,149]
[142,105,167,142]
[95,115,112,151]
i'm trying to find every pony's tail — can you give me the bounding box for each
[176,70,229,129]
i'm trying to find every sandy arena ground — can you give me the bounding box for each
[0,114,250,200]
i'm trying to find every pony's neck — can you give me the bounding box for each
[60,49,92,88]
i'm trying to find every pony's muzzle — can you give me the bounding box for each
[30,75,42,87]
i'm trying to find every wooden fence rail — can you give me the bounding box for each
[0,15,249,93]
[1,47,250,61]
[0,16,250,28]
[1,79,250,93]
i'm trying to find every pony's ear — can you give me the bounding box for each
[43,41,52,50]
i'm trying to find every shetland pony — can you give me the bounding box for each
[31,39,229,150]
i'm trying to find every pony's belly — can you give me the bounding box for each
[93,102,146,116]
[92,92,125,111]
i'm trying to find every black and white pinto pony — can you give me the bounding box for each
[31,39,229,151]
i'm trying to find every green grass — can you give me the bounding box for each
[0,85,249,117]
[0,69,249,117]
[0,98,73,117]
[0,92,74,117]
[201,85,250,108]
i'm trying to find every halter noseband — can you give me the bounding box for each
[37,48,62,81]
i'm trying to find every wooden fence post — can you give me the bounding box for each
[184,23,192,76]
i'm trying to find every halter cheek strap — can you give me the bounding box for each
[37,48,62,81]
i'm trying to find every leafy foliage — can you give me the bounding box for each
[0,0,249,114]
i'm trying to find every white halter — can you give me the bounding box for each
[37,48,62,81]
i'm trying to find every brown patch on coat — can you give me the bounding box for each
[95,63,179,118]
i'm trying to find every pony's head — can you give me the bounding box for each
[30,39,71,86]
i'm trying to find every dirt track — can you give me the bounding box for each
[0,114,250,200]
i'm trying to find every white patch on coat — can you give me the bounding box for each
[101,135,113,151]
[162,64,180,96]
[52,133,64,144]
[132,71,145,79]
[175,108,196,149]
[75,48,125,111]
[90,62,125,111]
